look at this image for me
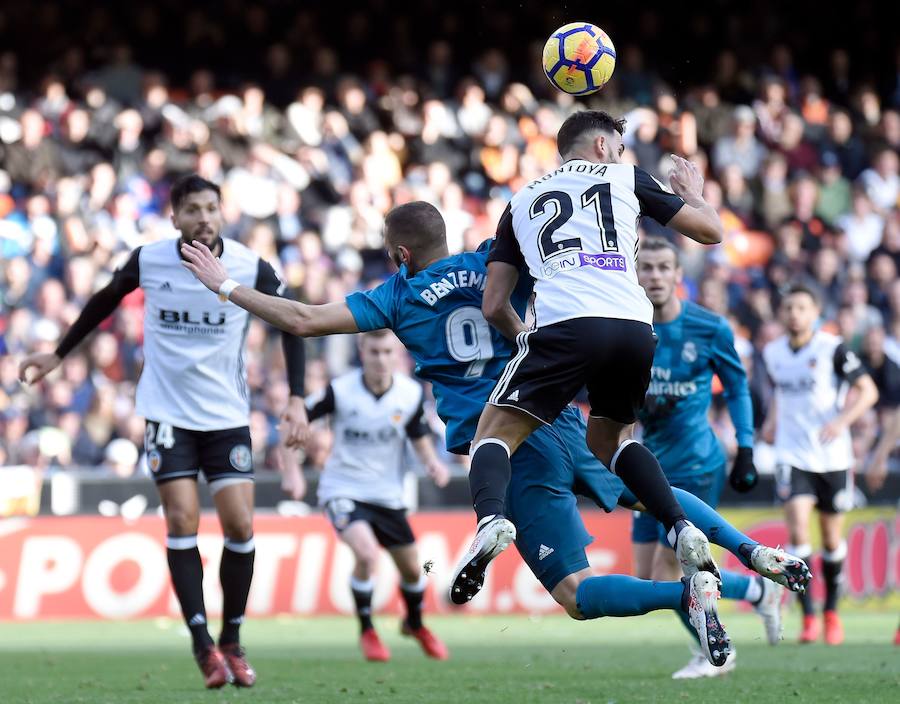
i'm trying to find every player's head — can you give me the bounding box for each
[383,201,449,274]
[781,282,821,336]
[637,237,682,308]
[556,110,626,164]
[359,329,398,379]
[170,174,222,248]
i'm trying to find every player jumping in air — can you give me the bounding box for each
[635,237,782,678]
[19,175,309,689]
[762,283,878,645]
[464,110,726,608]
[182,200,810,669]
[305,329,449,662]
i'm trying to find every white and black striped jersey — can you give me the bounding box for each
[55,238,305,431]
[489,161,685,328]
[763,331,867,473]
[307,370,427,509]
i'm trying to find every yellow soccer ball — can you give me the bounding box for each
[542,22,616,96]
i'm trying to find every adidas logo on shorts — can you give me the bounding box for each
[538,544,554,561]
[507,389,520,402]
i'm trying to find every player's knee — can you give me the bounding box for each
[222,515,254,542]
[164,505,199,535]
[356,550,379,577]
[551,574,587,620]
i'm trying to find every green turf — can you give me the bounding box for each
[0,610,896,704]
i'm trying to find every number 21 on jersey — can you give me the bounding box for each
[530,184,619,260]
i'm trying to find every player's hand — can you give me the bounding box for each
[427,459,450,488]
[180,240,229,293]
[279,397,311,449]
[729,446,758,493]
[819,418,846,444]
[668,154,705,203]
[866,454,889,493]
[18,352,62,384]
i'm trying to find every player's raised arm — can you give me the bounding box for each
[655,155,723,245]
[181,240,359,337]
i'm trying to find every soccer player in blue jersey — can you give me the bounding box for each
[635,237,782,679]
[182,202,810,669]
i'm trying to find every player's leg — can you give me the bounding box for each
[570,407,807,592]
[159,479,210,648]
[332,514,391,662]
[453,325,591,604]
[389,542,449,660]
[588,417,717,580]
[818,472,849,645]
[211,482,254,645]
[785,490,818,642]
[507,426,730,667]
[201,428,257,686]
[147,419,231,689]
[583,321,715,577]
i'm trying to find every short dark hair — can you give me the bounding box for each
[639,236,681,266]
[360,328,393,341]
[383,201,446,252]
[557,110,626,158]
[170,174,221,211]
[784,281,822,308]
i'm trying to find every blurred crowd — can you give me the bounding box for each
[0,2,899,482]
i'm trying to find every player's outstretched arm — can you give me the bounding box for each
[18,249,140,384]
[482,261,528,341]
[181,240,359,337]
[664,155,723,245]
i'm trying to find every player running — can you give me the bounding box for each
[762,283,878,645]
[305,329,449,662]
[635,237,782,679]
[465,110,726,606]
[182,200,810,669]
[18,175,309,689]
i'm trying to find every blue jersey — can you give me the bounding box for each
[346,244,532,454]
[639,301,753,480]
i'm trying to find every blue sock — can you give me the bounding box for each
[576,575,684,619]
[720,569,751,600]
[671,487,757,566]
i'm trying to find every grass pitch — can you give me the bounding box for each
[0,609,896,704]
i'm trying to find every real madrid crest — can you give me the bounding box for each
[681,341,698,363]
